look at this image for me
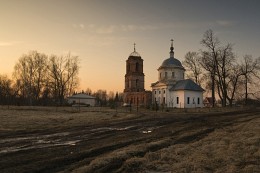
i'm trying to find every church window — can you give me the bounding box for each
[163,97,166,104]
[159,90,161,94]
[176,97,179,104]
[198,97,200,104]
[154,90,156,94]
[165,72,168,78]
[187,97,190,104]
[136,63,139,72]
[172,72,175,78]
[136,79,139,88]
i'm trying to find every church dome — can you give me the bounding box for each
[160,39,184,68]
[161,57,183,67]
[129,51,141,57]
[129,43,141,57]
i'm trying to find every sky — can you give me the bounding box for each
[0,0,260,92]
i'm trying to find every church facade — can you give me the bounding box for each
[123,45,152,106]
[151,40,204,108]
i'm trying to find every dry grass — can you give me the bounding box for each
[142,116,260,173]
[0,106,137,132]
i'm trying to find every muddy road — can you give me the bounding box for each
[0,108,259,173]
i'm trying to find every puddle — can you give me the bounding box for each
[90,126,136,132]
[0,139,81,154]
[0,131,80,154]
[142,130,152,134]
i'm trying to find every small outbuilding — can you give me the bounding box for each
[67,93,95,106]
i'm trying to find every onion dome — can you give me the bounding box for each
[161,39,183,68]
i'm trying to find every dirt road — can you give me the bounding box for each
[0,108,259,173]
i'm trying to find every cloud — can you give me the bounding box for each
[96,25,116,34]
[216,20,236,27]
[79,24,85,29]
[0,42,13,46]
[72,23,85,29]
[0,41,22,46]
[73,23,159,34]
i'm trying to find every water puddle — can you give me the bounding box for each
[0,132,80,154]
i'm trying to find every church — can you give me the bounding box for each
[151,40,204,108]
[123,44,152,106]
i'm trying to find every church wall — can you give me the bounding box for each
[167,90,203,108]
[152,85,167,105]
[158,68,185,81]
[183,90,204,108]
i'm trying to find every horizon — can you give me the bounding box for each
[1,0,260,92]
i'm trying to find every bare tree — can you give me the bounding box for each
[48,53,79,105]
[93,89,107,106]
[215,43,236,106]
[241,55,260,104]
[200,29,220,107]
[85,88,92,95]
[0,74,13,105]
[183,51,203,85]
[13,51,48,105]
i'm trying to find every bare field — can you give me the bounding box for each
[0,106,259,173]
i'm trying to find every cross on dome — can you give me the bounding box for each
[170,39,174,53]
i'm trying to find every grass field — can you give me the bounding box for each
[0,106,259,173]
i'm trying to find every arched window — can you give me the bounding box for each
[165,72,168,78]
[136,79,139,88]
[172,72,175,78]
[135,63,139,72]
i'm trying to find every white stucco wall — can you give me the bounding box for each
[152,88,204,108]
[183,90,203,108]
[158,68,184,81]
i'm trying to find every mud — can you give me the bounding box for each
[0,108,259,173]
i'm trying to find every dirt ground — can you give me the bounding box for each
[0,106,259,173]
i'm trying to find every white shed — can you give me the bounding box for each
[67,93,95,106]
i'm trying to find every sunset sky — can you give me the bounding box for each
[1,0,260,92]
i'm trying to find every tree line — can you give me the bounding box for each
[81,89,123,107]
[0,51,79,106]
[0,49,123,107]
[183,29,260,107]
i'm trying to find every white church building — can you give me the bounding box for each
[151,40,204,108]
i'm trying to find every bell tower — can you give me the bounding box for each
[124,43,145,92]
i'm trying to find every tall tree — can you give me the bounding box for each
[214,43,236,106]
[226,64,243,106]
[13,51,48,105]
[200,29,220,107]
[241,55,260,105]
[48,53,79,105]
